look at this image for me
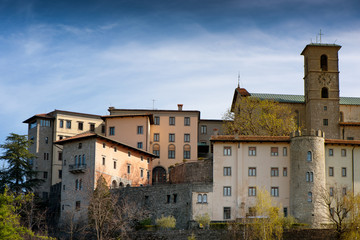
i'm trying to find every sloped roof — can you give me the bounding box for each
[211,135,290,142]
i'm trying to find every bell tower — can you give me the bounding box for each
[301,43,341,139]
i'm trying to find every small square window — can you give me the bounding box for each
[169,117,175,125]
[249,147,256,156]
[137,142,143,149]
[323,119,328,126]
[184,117,190,126]
[271,147,278,156]
[224,146,231,156]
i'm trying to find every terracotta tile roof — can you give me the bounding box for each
[211,135,290,142]
[23,113,55,123]
[54,132,156,157]
[325,139,360,145]
[101,114,154,124]
[23,109,102,123]
[339,122,360,126]
[236,87,251,97]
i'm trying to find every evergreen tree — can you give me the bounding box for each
[0,133,42,194]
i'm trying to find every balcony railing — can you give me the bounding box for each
[69,164,87,173]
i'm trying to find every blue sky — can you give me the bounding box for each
[1,0,360,145]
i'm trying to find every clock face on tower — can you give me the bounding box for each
[318,73,334,87]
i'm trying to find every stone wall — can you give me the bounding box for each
[114,183,213,229]
[169,160,213,184]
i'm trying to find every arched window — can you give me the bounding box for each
[321,55,328,71]
[197,194,202,203]
[184,144,191,159]
[79,179,82,190]
[203,194,208,203]
[74,155,78,165]
[321,87,329,98]
[82,154,86,165]
[340,112,344,122]
[153,144,160,157]
[168,144,175,159]
[308,192,312,202]
[307,151,312,161]
[112,180,117,189]
[75,179,79,190]
[119,182,124,187]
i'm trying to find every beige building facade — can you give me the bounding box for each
[55,133,156,222]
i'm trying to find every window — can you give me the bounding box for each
[184,117,190,126]
[45,137,48,144]
[58,170,62,179]
[102,157,105,165]
[66,120,71,129]
[341,149,347,157]
[271,147,279,156]
[248,147,256,156]
[59,120,64,128]
[271,168,279,177]
[248,167,256,176]
[308,192,312,202]
[137,126,143,134]
[323,119,328,126]
[154,116,160,125]
[224,146,231,156]
[324,106,327,111]
[271,187,279,197]
[76,201,81,211]
[329,149,334,156]
[342,167,347,177]
[78,122,83,130]
[90,123,95,132]
[79,179,82,190]
[283,147,287,156]
[58,152,63,161]
[103,143,106,148]
[168,144,175,159]
[183,145,191,159]
[306,172,314,182]
[127,165,131,174]
[307,151,312,161]
[329,167,334,176]
[203,194,207,203]
[169,133,175,142]
[169,117,175,125]
[321,54,328,71]
[224,207,231,220]
[223,187,231,196]
[347,137,354,140]
[200,125,207,134]
[141,169,144,178]
[154,133,159,142]
[128,152,131,157]
[114,161,116,169]
[173,194,177,203]
[109,127,115,136]
[40,119,51,127]
[184,134,190,142]
[44,152,49,160]
[284,207,288,217]
[340,112,344,122]
[153,144,160,157]
[78,143,82,149]
[330,187,334,196]
[137,142,143,149]
[283,167,288,177]
[224,167,231,176]
[43,171,48,179]
[248,187,256,196]
[114,147,117,152]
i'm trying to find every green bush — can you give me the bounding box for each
[155,215,176,229]
[194,213,211,229]
[187,233,196,240]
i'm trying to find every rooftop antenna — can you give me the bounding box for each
[319,29,324,43]
[238,72,240,88]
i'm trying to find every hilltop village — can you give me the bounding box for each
[23,42,360,230]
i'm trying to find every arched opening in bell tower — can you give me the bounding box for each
[321,87,329,98]
[320,54,328,71]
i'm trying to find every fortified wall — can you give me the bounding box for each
[169,159,213,184]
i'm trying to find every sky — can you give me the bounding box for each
[1,0,360,145]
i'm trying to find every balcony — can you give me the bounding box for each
[69,164,87,173]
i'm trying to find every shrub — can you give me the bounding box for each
[187,233,196,240]
[155,215,176,230]
[194,213,211,229]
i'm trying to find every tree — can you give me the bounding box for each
[0,133,42,194]
[318,186,360,239]
[155,215,176,230]
[0,187,53,240]
[251,188,284,240]
[224,97,297,136]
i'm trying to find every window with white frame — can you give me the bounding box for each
[223,146,231,156]
[306,172,314,182]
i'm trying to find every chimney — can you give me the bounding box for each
[177,104,183,111]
